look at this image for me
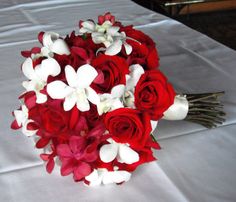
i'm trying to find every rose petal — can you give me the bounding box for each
[99,142,118,163]
[118,144,139,164]
[76,64,98,88]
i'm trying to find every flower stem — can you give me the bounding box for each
[185,92,226,128]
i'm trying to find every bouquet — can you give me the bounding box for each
[11,13,225,186]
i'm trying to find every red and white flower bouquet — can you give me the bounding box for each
[11,13,225,186]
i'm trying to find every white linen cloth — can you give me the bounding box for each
[0,0,236,201]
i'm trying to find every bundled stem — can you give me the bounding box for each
[185,92,226,128]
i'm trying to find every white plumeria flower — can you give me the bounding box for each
[79,20,132,56]
[99,138,139,164]
[85,168,131,186]
[97,84,125,115]
[47,64,99,112]
[22,57,61,103]
[14,105,37,137]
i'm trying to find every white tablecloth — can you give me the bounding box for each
[1,0,236,201]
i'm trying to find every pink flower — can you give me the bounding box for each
[57,124,105,181]
[98,12,115,25]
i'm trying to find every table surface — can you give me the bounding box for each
[1,0,236,202]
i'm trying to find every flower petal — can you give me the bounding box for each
[35,92,47,104]
[42,32,59,48]
[73,162,91,181]
[14,109,27,126]
[99,142,118,163]
[105,40,122,56]
[126,64,144,91]
[118,144,139,164]
[22,58,36,80]
[107,26,120,36]
[22,120,38,137]
[86,87,99,105]
[76,97,90,112]
[111,85,125,98]
[81,21,95,33]
[47,81,72,99]
[85,169,102,186]
[51,39,70,55]
[40,58,61,80]
[103,170,131,184]
[76,64,98,88]
[124,42,132,55]
[57,144,73,157]
[65,65,79,88]
[110,98,123,111]
[60,159,74,176]
[64,95,77,111]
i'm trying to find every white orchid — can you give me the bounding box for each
[22,57,61,103]
[14,105,37,137]
[31,32,70,60]
[47,64,99,112]
[79,20,132,56]
[97,84,125,115]
[85,168,131,186]
[99,138,139,164]
[123,64,144,108]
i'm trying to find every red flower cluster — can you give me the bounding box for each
[11,12,175,186]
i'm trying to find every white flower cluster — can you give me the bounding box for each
[79,20,133,56]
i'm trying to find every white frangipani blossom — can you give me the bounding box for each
[31,32,70,59]
[47,64,100,112]
[97,84,125,115]
[79,20,133,56]
[22,57,61,103]
[14,105,37,137]
[99,138,139,164]
[85,168,131,186]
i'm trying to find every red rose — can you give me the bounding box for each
[91,55,129,93]
[83,104,104,129]
[121,27,159,69]
[134,70,175,120]
[104,108,151,149]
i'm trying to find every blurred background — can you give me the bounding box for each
[132,0,236,50]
